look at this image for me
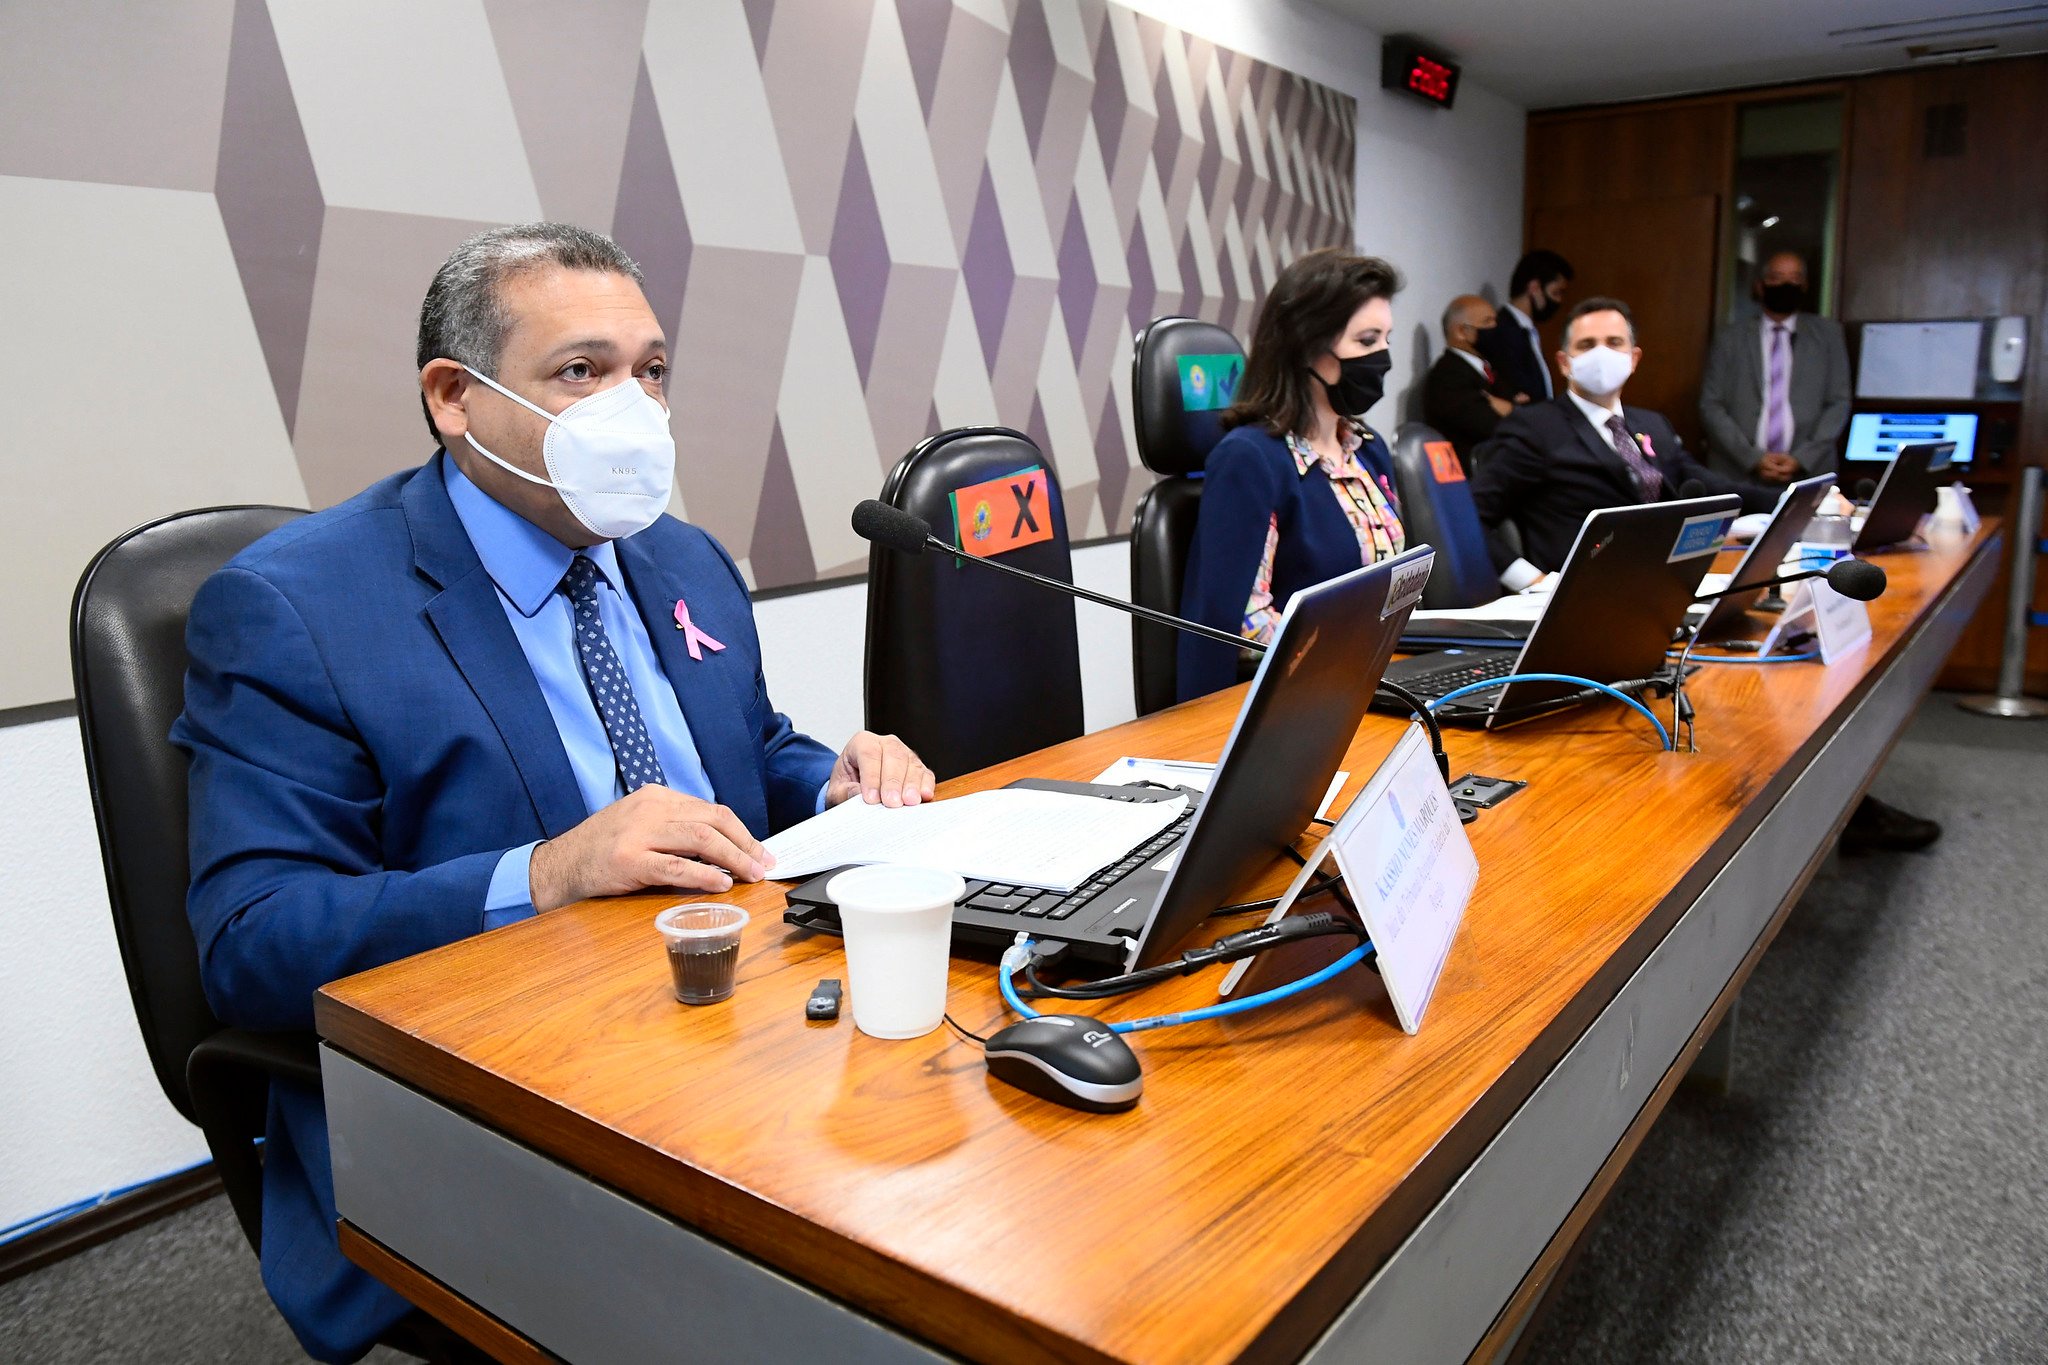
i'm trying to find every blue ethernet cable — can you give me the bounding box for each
[1000,936,1375,1035]
[1422,671,1674,749]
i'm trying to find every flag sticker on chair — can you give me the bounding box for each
[1424,440,1465,483]
[1177,354,1242,411]
[949,466,1054,558]
[1667,511,1736,563]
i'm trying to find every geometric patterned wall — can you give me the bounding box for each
[0,0,1352,704]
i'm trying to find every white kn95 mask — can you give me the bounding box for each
[1567,346,1634,399]
[461,366,677,542]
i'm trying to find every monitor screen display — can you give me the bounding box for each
[1844,411,1977,464]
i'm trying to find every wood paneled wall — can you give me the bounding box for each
[1840,57,2048,688]
[1523,102,1734,451]
[1526,56,2048,692]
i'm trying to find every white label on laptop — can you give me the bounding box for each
[1667,511,1736,563]
[1217,725,1476,1034]
[1382,556,1434,619]
[1809,578,1873,663]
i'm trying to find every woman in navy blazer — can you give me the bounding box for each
[1178,249,1408,700]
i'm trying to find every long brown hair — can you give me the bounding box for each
[1222,248,1401,439]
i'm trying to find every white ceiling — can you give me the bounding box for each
[1314,0,2048,108]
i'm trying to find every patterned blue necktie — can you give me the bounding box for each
[561,555,667,793]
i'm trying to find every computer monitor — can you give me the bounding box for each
[1844,412,1977,465]
[1126,545,1435,971]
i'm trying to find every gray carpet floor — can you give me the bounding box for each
[3,697,2043,1364]
[0,1192,408,1364]
[1524,697,2048,1365]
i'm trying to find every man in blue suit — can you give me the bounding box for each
[173,223,934,1362]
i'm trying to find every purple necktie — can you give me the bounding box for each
[1764,324,1792,453]
[1606,415,1663,500]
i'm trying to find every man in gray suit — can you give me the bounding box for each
[1700,251,1852,484]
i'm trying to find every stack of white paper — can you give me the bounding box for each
[1407,594,1549,626]
[1089,758,1352,821]
[763,789,1188,891]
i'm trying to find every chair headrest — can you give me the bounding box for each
[1131,317,1246,476]
[1391,421,1460,477]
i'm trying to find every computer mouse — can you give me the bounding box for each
[983,1014,1143,1113]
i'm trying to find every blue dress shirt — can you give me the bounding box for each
[443,460,720,924]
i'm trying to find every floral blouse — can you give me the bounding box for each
[1241,425,1406,643]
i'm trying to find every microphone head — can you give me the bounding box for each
[1853,477,1878,502]
[1678,479,1706,500]
[1826,558,1887,602]
[851,499,933,555]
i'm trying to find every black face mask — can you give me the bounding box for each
[1528,292,1561,324]
[1759,282,1807,315]
[1315,349,1392,414]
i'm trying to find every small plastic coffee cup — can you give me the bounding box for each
[655,904,749,1005]
[825,865,963,1039]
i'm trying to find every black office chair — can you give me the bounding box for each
[71,506,321,1262]
[71,508,549,1362]
[1389,422,1501,609]
[864,427,1085,779]
[1129,317,1245,715]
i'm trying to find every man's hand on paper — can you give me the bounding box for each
[827,730,937,809]
[529,785,774,911]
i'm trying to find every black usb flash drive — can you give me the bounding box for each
[805,979,842,1021]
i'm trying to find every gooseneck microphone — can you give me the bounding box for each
[1853,477,1878,504]
[850,499,1451,779]
[850,500,1252,651]
[1691,557,1887,605]
[1668,555,1886,751]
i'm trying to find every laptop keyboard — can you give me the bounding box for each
[961,804,1194,923]
[1398,650,1519,702]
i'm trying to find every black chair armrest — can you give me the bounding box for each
[186,1029,321,1251]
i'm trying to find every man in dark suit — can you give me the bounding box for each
[172,224,934,1361]
[1422,294,1513,469]
[1469,295,1774,585]
[1468,294,1938,853]
[1700,250,1853,483]
[1475,248,1573,405]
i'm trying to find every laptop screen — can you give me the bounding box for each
[1125,545,1435,971]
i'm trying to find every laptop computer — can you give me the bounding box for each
[1694,473,1833,640]
[783,544,1437,971]
[1377,496,1740,728]
[1853,441,1956,552]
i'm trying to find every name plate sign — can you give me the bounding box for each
[1222,724,1478,1033]
[1766,577,1872,664]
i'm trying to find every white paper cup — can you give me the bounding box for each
[826,864,963,1039]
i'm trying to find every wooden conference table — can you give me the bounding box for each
[316,522,1999,1365]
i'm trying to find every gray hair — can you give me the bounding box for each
[415,222,645,443]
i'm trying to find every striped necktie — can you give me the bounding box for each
[1764,324,1792,452]
[1606,415,1663,501]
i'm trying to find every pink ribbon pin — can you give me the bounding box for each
[673,597,726,662]
[1636,432,1657,460]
